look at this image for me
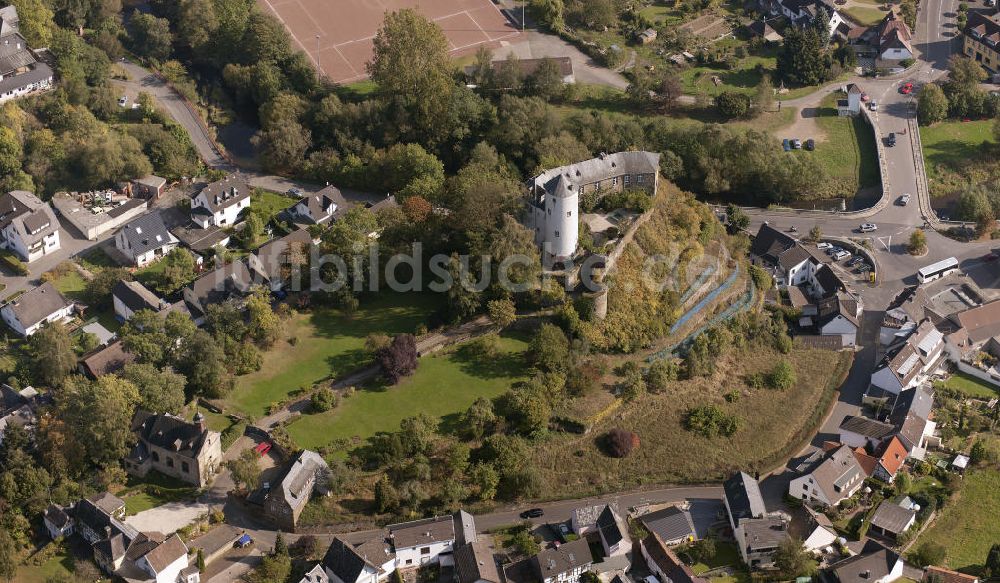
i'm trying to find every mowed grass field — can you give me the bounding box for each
[224,293,442,417]
[528,348,850,498]
[920,120,996,195]
[287,333,530,450]
[918,468,1000,572]
[937,372,999,399]
[797,94,881,197]
[16,550,75,583]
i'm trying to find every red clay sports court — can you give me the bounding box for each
[257,0,521,84]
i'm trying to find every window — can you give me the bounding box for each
[802,484,808,490]
[421,547,431,555]
[167,457,174,468]
[578,185,584,194]
[554,231,560,238]
[566,211,572,217]
[637,174,644,184]
[182,462,190,473]
[152,452,160,462]
[624,175,631,184]
[406,560,413,566]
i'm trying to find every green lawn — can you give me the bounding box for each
[47,269,120,332]
[842,5,889,25]
[690,542,742,574]
[120,472,199,515]
[286,333,530,451]
[16,548,75,583]
[918,468,1000,572]
[252,189,296,224]
[937,372,999,399]
[78,247,117,272]
[224,293,443,418]
[679,54,778,98]
[920,119,996,183]
[802,94,881,196]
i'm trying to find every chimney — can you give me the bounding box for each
[105,526,112,539]
[193,410,206,433]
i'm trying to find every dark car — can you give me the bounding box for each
[782,138,791,151]
[887,133,896,147]
[984,253,999,262]
[520,508,544,519]
[804,139,815,151]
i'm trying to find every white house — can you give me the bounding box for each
[0,190,61,262]
[838,415,896,449]
[301,564,330,583]
[1,282,74,336]
[801,507,838,553]
[831,541,903,583]
[876,10,914,60]
[527,152,660,263]
[388,516,457,568]
[818,293,861,348]
[0,6,54,104]
[532,538,593,583]
[130,535,194,583]
[322,538,394,583]
[869,320,943,396]
[113,280,166,322]
[288,185,345,225]
[190,174,250,228]
[115,212,179,267]
[788,445,865,507]
[595,505,632,557]
[774,0,844,36]
[43,504,74,540]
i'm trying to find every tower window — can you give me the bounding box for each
[554,231,560,237]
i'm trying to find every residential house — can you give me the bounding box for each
[638,28,658,43]
[527,152,660,262]
[301,564,331,583]
[388,515,459,568]
[868,500,916,540]
[51,192,147,241]
[113,280,166,322]
[287,185,347,225]
[770,0,844,36]
[0,190,61,262]
[839,416,896,450]
[838,84,864,116]
[322,537,395,583]
[595,504,632,557]
[888,386,936,455]
[44,504,74,540]
[94,531,198,583]
[133,175,168,199]
[722,471,766,533]
[116,213,179,267]
[246,229,313,291]
[747,19,783,42]
[71,492,127,544]
[750,225,812,288]
[572,502,620,535]
[181,260,253,325]
[124,410,222,487]
[869,320,943,397]
[532,538,594,583]
[0,400,34,444]
[79,339,136,378]
[1,282,74,336]
[639,505,697,546]
[924,566,981,583]
[818,293,861,347]
[0,6,54,103]
[190,174,250,228]
[640,532,708,583]
[187,524,241,567]
[733,516,790,569]
[880,286,935,346]
[0,383,35,445]
[852,436,909,483]
[829,541,903,583]
[801,506,838,553]
[942,299,1000,387]
[455,541,502,583]
[263,449,330,531]
[875,10,914,60]
[788,445,865,507]
[963,12,1000,79]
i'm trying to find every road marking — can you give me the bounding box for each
[876,235,892,251]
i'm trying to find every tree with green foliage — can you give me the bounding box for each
[774,537,813,577]
[129,13,173,62]
[59,375,140,469]
[646,359,679,392]
[528,323,570,373]
[499,382,551,436]
[119,363,186,414]
[227,448,261,493]
[368,9,454,147]
[969,438,987,465]
[27,322,77,387]
[908,230,927,255]
[487,298,517,329]
[749,265,773,292]
[0,528,16,582]
[7,0,55,47]
[525,58,567,102]
[511,528,541,555]
[157,247,197,294]
[716,91,752,119]
[0,127,22,178]
[684,404,739,437]
[984,543,1000,579]
[777,26,830,86]
[177,329,231,397]
[463,397,497,440]
[767,360,796,390]
[84,267,132,309]
[917,83,949,125]
[246,286,282,347]
[529,0,565,30]
[470,462,500,501]
[726,203,750,233]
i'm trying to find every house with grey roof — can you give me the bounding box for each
[639,504,696,546]
[190,174,250,228]
[532,538,594,583]
[124,410,222,487]
[115,212,179,267]
[734,516,790,569]
[264,449,330,531]
[888,385,936,454]
[838,415,896,449]
[388,514,460,568]
[300,563,331,583]
[640,532,708,583]
[817,293,861,348]
[181,260,253,324]
[455,541,501,583]
[527,152,660,263]
[1,281,74,336]
[287,185,347,225]
[246,229,313,291]
[869,320,944,397]
[322,536,395,583]
[596,504,631,557]
[0,190,61,262]
[0,6,53,103]
[79,339,136,379]
[829,540,902,583]
[44,503,74,540]
[113,280,166,322]
[868,500,916,540]
[788,445,865,508]
[723,472,766,533]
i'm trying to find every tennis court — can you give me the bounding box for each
[258,0,521,84]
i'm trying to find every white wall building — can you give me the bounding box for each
[115,212,178,267]
[788,445,865,507]
[1,282,74,336]
[0,190,61,262]
[190,174,250,228]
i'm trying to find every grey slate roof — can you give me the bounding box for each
[839,415,896,440]
[831,540,900,583]
[455,541,501,583]
[0,190,59,249]
[738,516,789,552]
[194,174,251,213]
[323,538,381,583]
[44,504,71,529]
[129,410,211,460]
[3,282,72,328]
[808,446,865,503]
[142,534,188,573]
[246,229,312,283]
[389,515,455,549]
[596,505,624,548]
[530,151,660,200]
[274,449,329,513]
[723,471,766,523]
[119,212,176,257]
[640,505,696,543]
[642,534,708,583]
[532,537,593,580]
[751,224,797,264]
[113,280,163,314]
[0,32,34,75]
[814,264,845,296]
[869,500,915,535]
[455,509,478,546]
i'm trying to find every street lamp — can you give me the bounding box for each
[315,34,321,74]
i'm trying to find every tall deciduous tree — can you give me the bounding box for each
[27,322,76,387]
[917,83,949,125]
[368,9,454,147]
[377,334,419,384]
[120,363,186,414]
[227,448,261,492]
[129,13,173,62]
[59,375,140,469]
[246,286,282,347]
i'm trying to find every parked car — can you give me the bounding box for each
[520,508,544,519]
[860,93,869,102]
[829,246,844,255]
[887,133,897,147]
[847,257,863,267]
[782,138,791,151]
[869,100,878,111]
[898,193,911,206]
[804,138,815,151]
[287,187,304,196]
[817,242,832,250]
[118,96,128,107]
[983,253,999,262]
[859,223,878,232]
[900,82,914,94]
[792,138,802,149]
[833,250,852,261]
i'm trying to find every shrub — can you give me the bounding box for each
[311,387,338,412]
[767,360,797,390]
[604,428,640,458]
[909,230,927,255]
[377,334,418,384]
[0,251,29,275]
[749,264,773,292]
[683,404,739,437]
[716,91,752,118]
[645,359,679,392]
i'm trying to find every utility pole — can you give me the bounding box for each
[316,34,321,74]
